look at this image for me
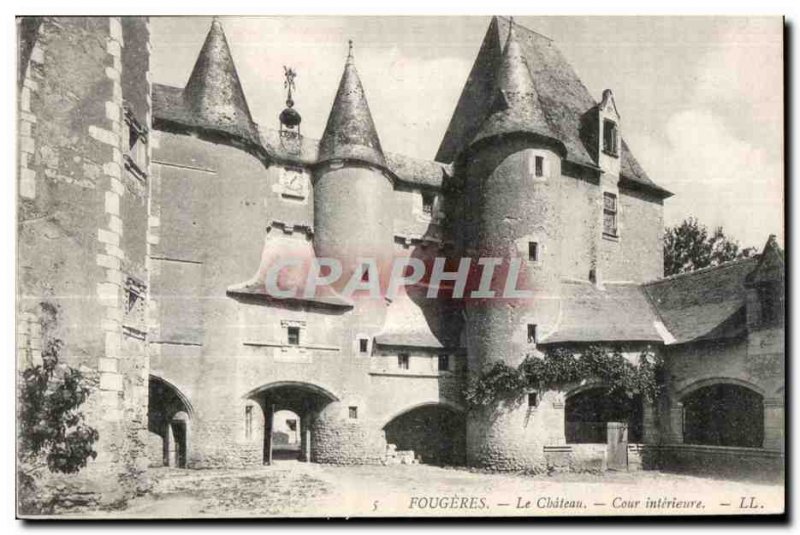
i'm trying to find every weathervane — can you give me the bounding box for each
[283,65,297,107]
[280,65,302,136]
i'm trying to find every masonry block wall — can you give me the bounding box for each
[17,16,151,507]
[20,16,782,491]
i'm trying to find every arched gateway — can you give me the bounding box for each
[382,402,466,466]
[148,375,193,468]
[244,381,339,464]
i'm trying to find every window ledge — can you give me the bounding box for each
[122,325,146,340]
[602,149,620,158]
[602,232,620,242]
[124,155,148,181]
[368,370,458,378]
[242,341,340,351]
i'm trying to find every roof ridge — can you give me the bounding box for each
[645,256,759,285]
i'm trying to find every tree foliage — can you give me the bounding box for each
[464,346,663,409]
[664,217,756,276]
[18,337,99,474]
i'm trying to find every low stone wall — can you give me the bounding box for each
[543,444,608,473]
[655,444,784,482]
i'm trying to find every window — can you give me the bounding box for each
[758,284,779,325]
[123,276,146,338]
[527,324,537,344]
[603,192,618,237]
[603,119,618,156]
[422,192,435,215]
[245,406,253,439]
[528,241,539,262]
[360,263,370,282]
[437,354,450,372]
[534,156,544,177]
[528,391,539,408]
[287,326,300,346]
[358,337,369,354]
[123,106,148,180]
[398,353,410,370]
[349,406,358,419]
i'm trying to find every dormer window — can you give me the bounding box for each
[603,119,618,157]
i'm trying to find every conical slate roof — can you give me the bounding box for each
[318,43,386,168]
[470,21,562,151]
[183,18,259,142]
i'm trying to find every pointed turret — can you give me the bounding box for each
[318,41,386,168]
[470,20,561,151]
[183,18,259,142]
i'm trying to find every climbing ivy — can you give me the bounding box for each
[463,345,664,409]
[18,337,99,474]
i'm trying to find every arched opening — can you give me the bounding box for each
[682,383,764,447]
[148,376,192,468]
[271,409,302,461]
[246,382,337,464]
[383,403,466,466]
[565,387,643,444]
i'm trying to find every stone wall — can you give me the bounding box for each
[17,16,152,512]
[654,445,784,482]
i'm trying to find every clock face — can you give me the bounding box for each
[282,169,307,197]
[287,174,301,191]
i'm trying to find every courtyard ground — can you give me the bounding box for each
[76,461,784,519]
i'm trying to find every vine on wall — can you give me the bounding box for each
[463,345,664,409]
[17,304,99,513]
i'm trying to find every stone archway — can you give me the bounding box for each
[148,376,193,468]
[244,381,339,464]
[681,383,764,448]
[382,402,466,466]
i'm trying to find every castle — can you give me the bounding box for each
[17,16,784,508]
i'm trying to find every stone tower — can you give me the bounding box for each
[460,21,567,471]
[313,42,394,298]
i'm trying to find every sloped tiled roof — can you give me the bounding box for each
[182,19,260,144]
[541,281,664,344]
[318,47,386,168]
[436,16,671,198]
[643,257,759,344]
[374,291,463,349]
[470,22,564,153]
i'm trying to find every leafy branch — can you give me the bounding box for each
[463,345,663,409]
[18,336,99,474]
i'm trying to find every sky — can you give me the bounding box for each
[150,16,784,249]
